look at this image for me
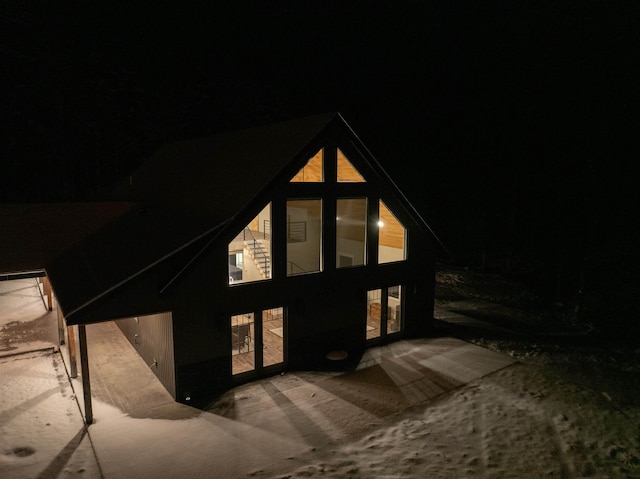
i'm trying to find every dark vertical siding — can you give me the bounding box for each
[172,245,227,367]
[116,311,176,398]
[171,246,230,402]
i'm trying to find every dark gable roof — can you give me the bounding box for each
[110,112,337,219]
[48,113,337,320]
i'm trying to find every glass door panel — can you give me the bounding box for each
[387,286,402,334]
[232,307,286,376]
[262,307,284,367]
[231,313,255,375]
[366,285,403,341]
[367,289,382,340]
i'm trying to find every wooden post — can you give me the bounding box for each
[67,325,78,378]
[43,276,53,311]
[56,305,65,346]
[78,324,93,425]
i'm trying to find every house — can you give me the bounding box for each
[46,113,444,409]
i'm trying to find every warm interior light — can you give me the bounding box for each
[377,220,384,227]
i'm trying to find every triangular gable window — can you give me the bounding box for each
[337,148,366,182]
[290,149,323,182]
[228,203,272,285]
[378,200,406,263]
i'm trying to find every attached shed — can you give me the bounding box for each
[46,113,444,407]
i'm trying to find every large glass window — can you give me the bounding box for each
[290,149,323,182]
[228,203,271,284]
[287,199,322,275]
[378,200,406,264]
[336,198,367,268]
[337,149,366,182]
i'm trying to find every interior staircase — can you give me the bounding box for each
[244,237,270,279]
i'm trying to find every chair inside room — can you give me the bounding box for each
[232,323,252,353]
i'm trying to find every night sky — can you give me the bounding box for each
[3,1,640,326]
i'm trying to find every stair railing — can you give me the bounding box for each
[243,227,271,278]
[286,261,306,276]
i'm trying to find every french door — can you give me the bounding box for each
[366,285,403,342]
[231,306,286,376]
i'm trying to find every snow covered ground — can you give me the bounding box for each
[3,339,640,478]
[0,350,100,479]
[275,361,640,478]
[0,279,43,329]
[2,275,640,478]
[0,279,59,357]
